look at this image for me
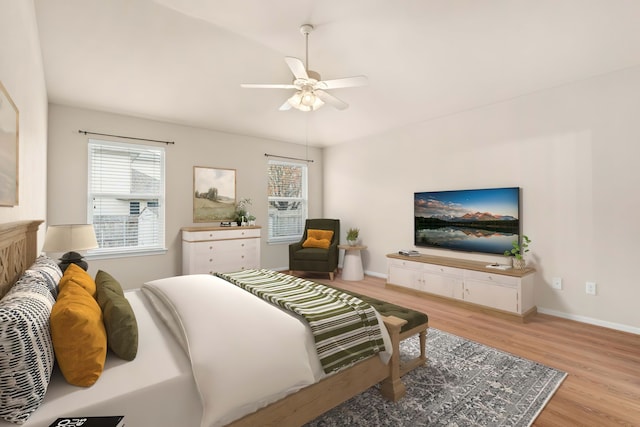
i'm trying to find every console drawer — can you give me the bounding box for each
[465,270,519,286]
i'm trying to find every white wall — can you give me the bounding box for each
[47,104,323,288]
[0,0,48,241]
[325,66,640,333]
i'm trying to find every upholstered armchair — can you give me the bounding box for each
[289,219,340,280]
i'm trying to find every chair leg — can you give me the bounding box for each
[329,271,334,280]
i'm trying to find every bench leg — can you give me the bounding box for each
[399,326,428,377]
[419,329,427,362]
[380,320,406,401]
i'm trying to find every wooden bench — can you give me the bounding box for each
[338,289,429,376]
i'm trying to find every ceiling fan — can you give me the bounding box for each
[240,24,368,112]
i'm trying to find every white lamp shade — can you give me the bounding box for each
[42,224,99,253]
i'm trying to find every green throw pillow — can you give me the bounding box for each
[95,270,138,361]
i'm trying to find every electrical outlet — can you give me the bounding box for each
[586,281,597,295]
[552,277,562,290]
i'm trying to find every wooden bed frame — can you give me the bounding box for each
[0,220,420,426]
[0,220,42,299]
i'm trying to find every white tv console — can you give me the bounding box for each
[386,253,536,322]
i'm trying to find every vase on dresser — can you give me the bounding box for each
[513,258,526,269]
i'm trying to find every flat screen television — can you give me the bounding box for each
[414,187,520,255]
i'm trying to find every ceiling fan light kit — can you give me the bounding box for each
[241,24,368,112]
[287,90,324,111]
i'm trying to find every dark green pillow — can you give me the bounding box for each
[95,269,125,297]
[95,270,138,360]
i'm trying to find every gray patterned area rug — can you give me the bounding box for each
[306,328,567,427]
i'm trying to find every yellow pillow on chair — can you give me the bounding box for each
[307,229,334,241]
[302,229,334,249]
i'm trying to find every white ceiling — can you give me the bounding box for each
[34,0,640,147]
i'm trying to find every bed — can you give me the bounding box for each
[0,220,425,427]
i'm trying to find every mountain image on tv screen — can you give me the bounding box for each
[414,187,520,255]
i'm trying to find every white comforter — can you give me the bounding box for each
[142,274,392,427]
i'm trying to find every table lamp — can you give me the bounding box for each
[42,224,99,271]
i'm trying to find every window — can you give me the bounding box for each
[267,160,308,243]
[88,139,165,257]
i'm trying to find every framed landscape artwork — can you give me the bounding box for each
[0,82,19,206]
[193,166,236,222]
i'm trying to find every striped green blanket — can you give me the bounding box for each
[215,269,386,374]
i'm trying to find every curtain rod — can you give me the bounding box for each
[78,130,175,145]
[264,153,314,163]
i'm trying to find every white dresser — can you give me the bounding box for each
[182,226,261,274]
[387,253,536,322]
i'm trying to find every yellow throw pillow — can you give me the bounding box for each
[302,237,331,249]
[307,229,334,241]
[58,263,97,297]
[50,281,107,387]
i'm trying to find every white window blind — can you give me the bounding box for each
[88,139,165,256]
[267,160,308,243]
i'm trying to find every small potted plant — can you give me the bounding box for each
[346,227,359,246]
[504,235,531,269]
[235,198,251,226]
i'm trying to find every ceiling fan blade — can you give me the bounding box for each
[284,57,309,80]
[278,99,293,111]
[317,75,368,90]
[315,90,348,110]
[241,83,297,89]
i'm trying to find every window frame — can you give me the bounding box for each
[87,139,167,259]
[267,159,308,244]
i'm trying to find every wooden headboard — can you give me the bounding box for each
[0,220,43,298]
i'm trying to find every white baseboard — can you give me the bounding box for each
[364,270,386,279]
[537,307,640,335]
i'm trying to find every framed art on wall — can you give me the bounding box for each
[193,166,236,222]
[0,81,19,207]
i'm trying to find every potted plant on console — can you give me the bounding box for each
[504,235,531,269]
[346,227,359,246]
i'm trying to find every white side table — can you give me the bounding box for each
[338,244,367,281]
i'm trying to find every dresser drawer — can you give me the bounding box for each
[182,227,261,242]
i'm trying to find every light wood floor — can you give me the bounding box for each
[301,272,640,426]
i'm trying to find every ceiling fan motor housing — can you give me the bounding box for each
[300,24,314,35]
